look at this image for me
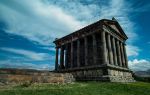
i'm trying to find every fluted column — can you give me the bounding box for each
[107,34,113,65]
[60,46,64,69]
[117,40,122,67]
[112,37,118,66]
[101,31,107,64]
[119,42,123,67]
[65,44,68,69]
[55,47,59,71]
[84,37,88,66]
[71,42,73,68]
[77,40,80,67]
[123,44,128,68]
[92,34,97,65]
[120,43,125,67]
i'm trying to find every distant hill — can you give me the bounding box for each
[147,69,150,73]
[134,69,150,77]
[0,68,50,75]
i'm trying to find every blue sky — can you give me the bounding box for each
[0,0,150,71]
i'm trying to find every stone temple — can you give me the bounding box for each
[53,18,134,82]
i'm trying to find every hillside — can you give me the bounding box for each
[0,82,150,95]
[134,69,150,77]
[0,68,50,75]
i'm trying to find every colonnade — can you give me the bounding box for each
[55,31,128,70]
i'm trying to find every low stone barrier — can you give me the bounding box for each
[0,69,75,84]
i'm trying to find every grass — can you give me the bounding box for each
[0,82,150,95]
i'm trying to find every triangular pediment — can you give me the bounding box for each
[109,24,120,34]
[102,20,128,39]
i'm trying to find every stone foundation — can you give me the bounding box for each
[0,67,134,84]
[58,65,135,82]
[108,69,135,82]
[73,69,134,82]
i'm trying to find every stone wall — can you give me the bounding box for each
[108,69,135,82]
[0,69,75,84]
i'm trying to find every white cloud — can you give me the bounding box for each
[126,45,141,57]
[42,46,55,51]
[0,0,139,46]
[0,60,54,70]
[128,59,150,71]
[0,0,84,45]
[0,47,52,61]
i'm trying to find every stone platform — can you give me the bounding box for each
[58,65,135,82]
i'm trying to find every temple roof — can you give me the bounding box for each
[54,18,128,44]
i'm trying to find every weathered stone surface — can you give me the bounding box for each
[108,69,135,82]
[53,18,135,82]
[0,72,75,84]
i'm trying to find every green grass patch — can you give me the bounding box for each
[0,82,150,95]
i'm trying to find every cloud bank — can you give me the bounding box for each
[0,47,51,61]
[129,59,150,71]
[0,0,84,45]
[0,60,53,70]
[0,0,138,46]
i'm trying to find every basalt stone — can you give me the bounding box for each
[55,18,135,82]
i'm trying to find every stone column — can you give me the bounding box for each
[107,34,113,65]
[55,47,59,71]
[70,42,74,68]
[92,34,97,65]
[120,43,125,67]
[101,31,107,64]
[112,37,118,66]
[123,44,128,68]
[65,44,68,69]
[77,40,80,67]
[60,46,64,69]
[117,40,122,67]
[84,37,88,66]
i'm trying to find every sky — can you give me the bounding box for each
[0,0,150,71]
